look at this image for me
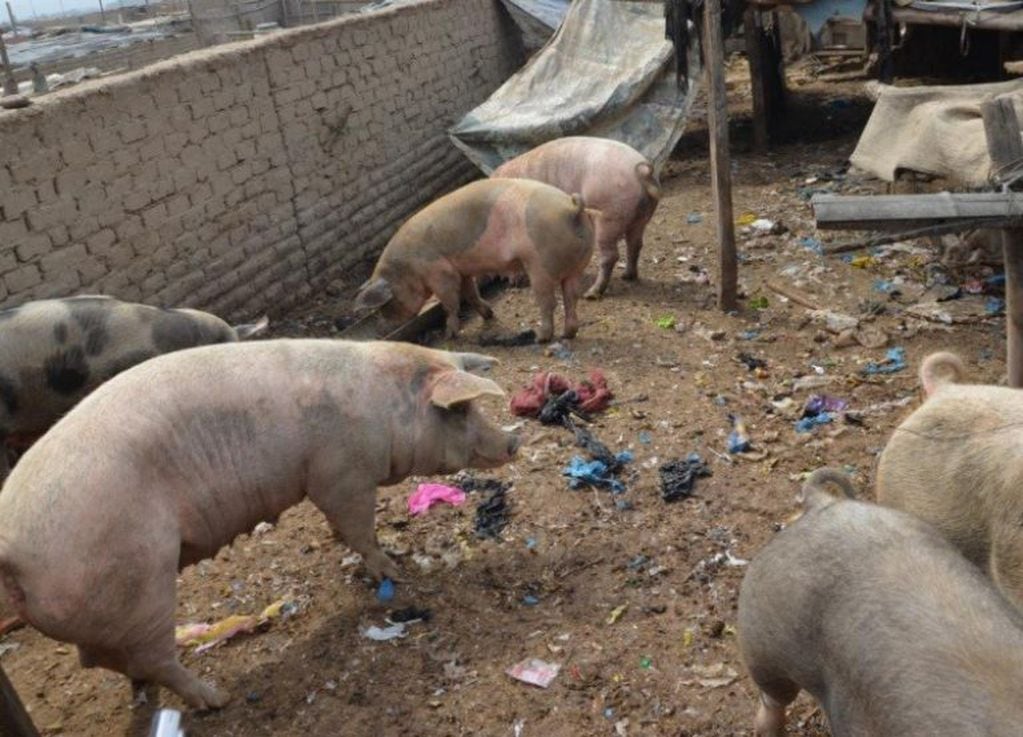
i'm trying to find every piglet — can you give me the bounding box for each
[876,350,1023,613]
[492,136,661,298]
[0,295,267,477]
[0,340,519,709]
[738,467,1023,737]
[354,178,596,342]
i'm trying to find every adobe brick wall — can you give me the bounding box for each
[0,0,522,320]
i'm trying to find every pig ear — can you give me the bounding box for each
[430,371,505,409]
[453,352,500,374]
[354,278,394,311]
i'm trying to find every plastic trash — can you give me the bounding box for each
[655,315,676,329]
[659,453,711,502]
[795,412,834,433]
[726,416,751,454]
[506,658,561,688]
[408,483,467,516]
[862,347,907,375]
[175,599,299,653]
[804,394,847,416]
[799,236,824,255]
[361,623,407,641]
[686,212,703,224]
[376,578,395,603]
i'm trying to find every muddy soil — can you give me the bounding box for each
[2,59,1008,737]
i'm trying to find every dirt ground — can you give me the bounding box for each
[2,59,1010,737]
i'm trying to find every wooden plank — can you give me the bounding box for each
[982,98,1023,387]
[703,0,738,311]
[865,5,1023,32]
[813,192,1023,231]
[0,665,40,737]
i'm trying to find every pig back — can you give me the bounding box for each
[0,297,237,439]
[739,498,1023,734]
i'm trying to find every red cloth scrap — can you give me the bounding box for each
[510,370,613,417]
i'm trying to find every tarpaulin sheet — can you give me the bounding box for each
[850,78,1023,187]
[448,0,702,174]
[498,0,570,50]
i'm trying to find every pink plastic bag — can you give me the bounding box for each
[407,483,467,517]
[506,657,561,688]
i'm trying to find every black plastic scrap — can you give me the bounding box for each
[659,454,712,502]
[457,474,513,539]
[538,389,593,427]
[573,424,624,473]
[477,329,537,347]
[737,352,767,371]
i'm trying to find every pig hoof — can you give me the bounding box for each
[481,306,495,320]
[562,329,578,340]
[622,270,638,281]
[366,551,404,583]
[190,682,231,711]
[583,289,602,301]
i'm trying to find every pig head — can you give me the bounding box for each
[739,467,1023,737]
[875,350,1023,613]
[0,339,516,710]
[0,295,267,479]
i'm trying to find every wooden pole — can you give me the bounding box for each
[981,97,1023,387]
[703,0,737,312]
[745,5,768,153]
[0,31,16,98]
[0,665,40,737]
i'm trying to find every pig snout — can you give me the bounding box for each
[469,420,519,469]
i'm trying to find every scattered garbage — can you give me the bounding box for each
[468,477,512,539]
[748,295,769,310]
[862,347,906,375]
[804,394,847,416]
[736,212,757,226]
[655,315,676,329]
[799,236,824,255]
[506,658,561,688]
[850,255,876,269]
[686,212,703,224]
[738,329,760,340]
[810,310,859,333]
[737,352,767,371]
[726,416,751,454]
[682,663,739,689]
[510,371,613,421]
[408,483,467,516]
[986,296,1005,315]
[389,606,431,623]
[564,453,633,494]
[606,603,629,625]
[477,329,537,347]
[176,599,299,653]
[361,623,408,641]
[795,412,834,433]
[659,453,711,502]
[376,578,395,603]
[751,218,786,234]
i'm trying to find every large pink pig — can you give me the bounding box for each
[0,339,518,709]
[354,178,596,342]
[492,137,661,298]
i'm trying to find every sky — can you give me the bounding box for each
[7,0,123,22]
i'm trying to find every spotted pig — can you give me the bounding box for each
[0,339,518,709]
[0,295,267,477]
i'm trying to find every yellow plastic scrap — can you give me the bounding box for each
[736,212,757,226]
[606,603,629,625]
[175,598,296,653]
[849,255,877,269]
[683,628,695,648]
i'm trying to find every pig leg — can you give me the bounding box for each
[460,276,494,320]
[527,273,559,343]
[561,276,583,339]
[583,222,621,300]
[754,691,791,737]
[307,473,402,582]
[425,270,463,338]
[623,215,651,282]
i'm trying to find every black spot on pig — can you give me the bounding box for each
[409,366,431,396]
[151,311,231,352]
[0,374,18,415]
[44,347,90,395]
[0,307,20,322]
[53,322,68,344]
[69,301,111,357]
[102,349,157,380]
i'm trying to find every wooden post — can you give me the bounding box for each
[0,665,40,737]
[0,31,16,98]
[703,0,737,311]
[745,5,768,152]
[982,97,1023,387]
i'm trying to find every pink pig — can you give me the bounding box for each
[492,137,661,298]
